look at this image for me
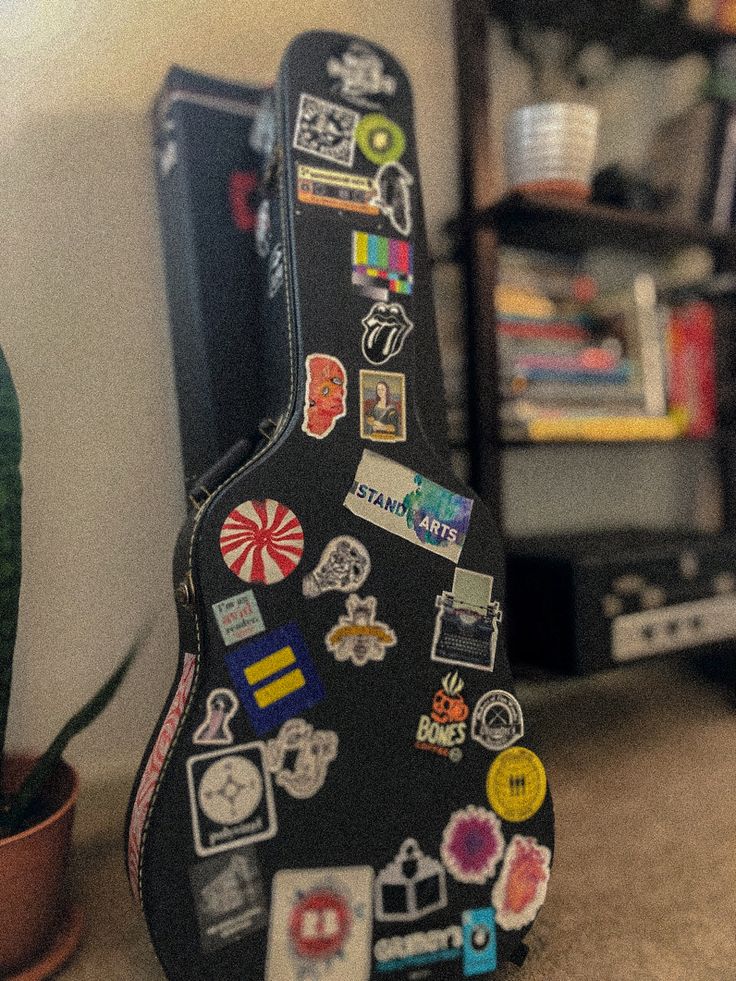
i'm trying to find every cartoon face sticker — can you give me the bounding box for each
[431,672,469,725]
[302,354,347,439]
[194,689,238,746]
[302,536,371,599]
[360,301,414,366]
[266,718,338,799]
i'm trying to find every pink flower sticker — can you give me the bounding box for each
[440,805,505,884]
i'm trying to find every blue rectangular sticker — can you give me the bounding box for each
[225,623,325,736]
[462,907,497,975]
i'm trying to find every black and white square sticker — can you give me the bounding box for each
[186,743,277,857]
[292,94,359,168]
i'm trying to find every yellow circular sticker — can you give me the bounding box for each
[486,747,547,822]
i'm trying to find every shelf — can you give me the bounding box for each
[501,434,715,447]
[487,0,733,61]
[476,193,736,255]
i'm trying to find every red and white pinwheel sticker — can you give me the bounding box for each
[220,499,304,585]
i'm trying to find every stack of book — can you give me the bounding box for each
[495,248,711,442]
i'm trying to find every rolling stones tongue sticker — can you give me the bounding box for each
[302,354,347,439]
[220,500,304,586]
[491,835,551,931]
[361,301,414,366]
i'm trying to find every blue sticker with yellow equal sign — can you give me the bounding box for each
[225,623,325,736]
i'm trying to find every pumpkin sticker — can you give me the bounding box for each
[414,672,468,763]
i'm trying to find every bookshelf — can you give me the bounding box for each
[452,0,736,530]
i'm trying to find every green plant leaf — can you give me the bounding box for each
[0,345,22,781]
[0,628,147,837]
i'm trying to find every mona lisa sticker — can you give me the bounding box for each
[359,370,406,443]
[302,354,347,439]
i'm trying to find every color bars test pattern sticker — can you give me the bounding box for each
[225,623,325,737]
[344,450,473,563]
[352,231,413,301]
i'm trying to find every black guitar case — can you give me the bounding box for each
[126,31,555,981]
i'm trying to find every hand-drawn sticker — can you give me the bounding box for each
[189,846,267,952]
[371,161,413,237]
[267,242,284,299]
[266,866,374,981]
[440,806,504,885]
[186,743,277,857]
[302,535,371,598]
[325,594,397,666]
[292,93,359,168]
[265,718,338,799]
[491,835,551,932]
[356,113,406,166]
[462,907,497,976]
[352,231,413,301]
[431,568,502,673]
[326,41,397,109]
[375,838,447,923]
[359,369,406,444]
[471,691,524,752]
[360,301,414,366]
[212,589,265,647]
[344,450,473,563]
[297,164,381,216]
[220,499,304,586]
[486,747,547,823]
[194,689,238,746]
[415,671,468,763]
[302,354,347,439]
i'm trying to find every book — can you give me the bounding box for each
[668,301,717,437]
[508,414,683,442]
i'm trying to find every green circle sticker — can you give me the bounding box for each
[356,113,406,165]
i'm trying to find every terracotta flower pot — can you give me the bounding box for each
[0,755,79,976]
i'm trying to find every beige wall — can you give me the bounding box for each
[2,1,460,780]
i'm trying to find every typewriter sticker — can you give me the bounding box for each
[431,568,502,672]
[292,93,359,168]
[374,838,447,923]
[266,866,374,981]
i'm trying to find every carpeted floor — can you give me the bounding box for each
[58,651,736,980]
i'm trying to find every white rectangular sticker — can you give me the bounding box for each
[212,590,265,646]
[343,450,473,563]
[266,866,373,981]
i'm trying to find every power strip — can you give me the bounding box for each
[611,593,736,662]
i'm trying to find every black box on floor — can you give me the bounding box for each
[153,67,275,491]
[506,528,736,674]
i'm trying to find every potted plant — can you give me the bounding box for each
[0,343,140,977]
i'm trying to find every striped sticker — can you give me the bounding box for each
[220,500,304,586]
[225,623,325,737]
[352,231,413,301]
